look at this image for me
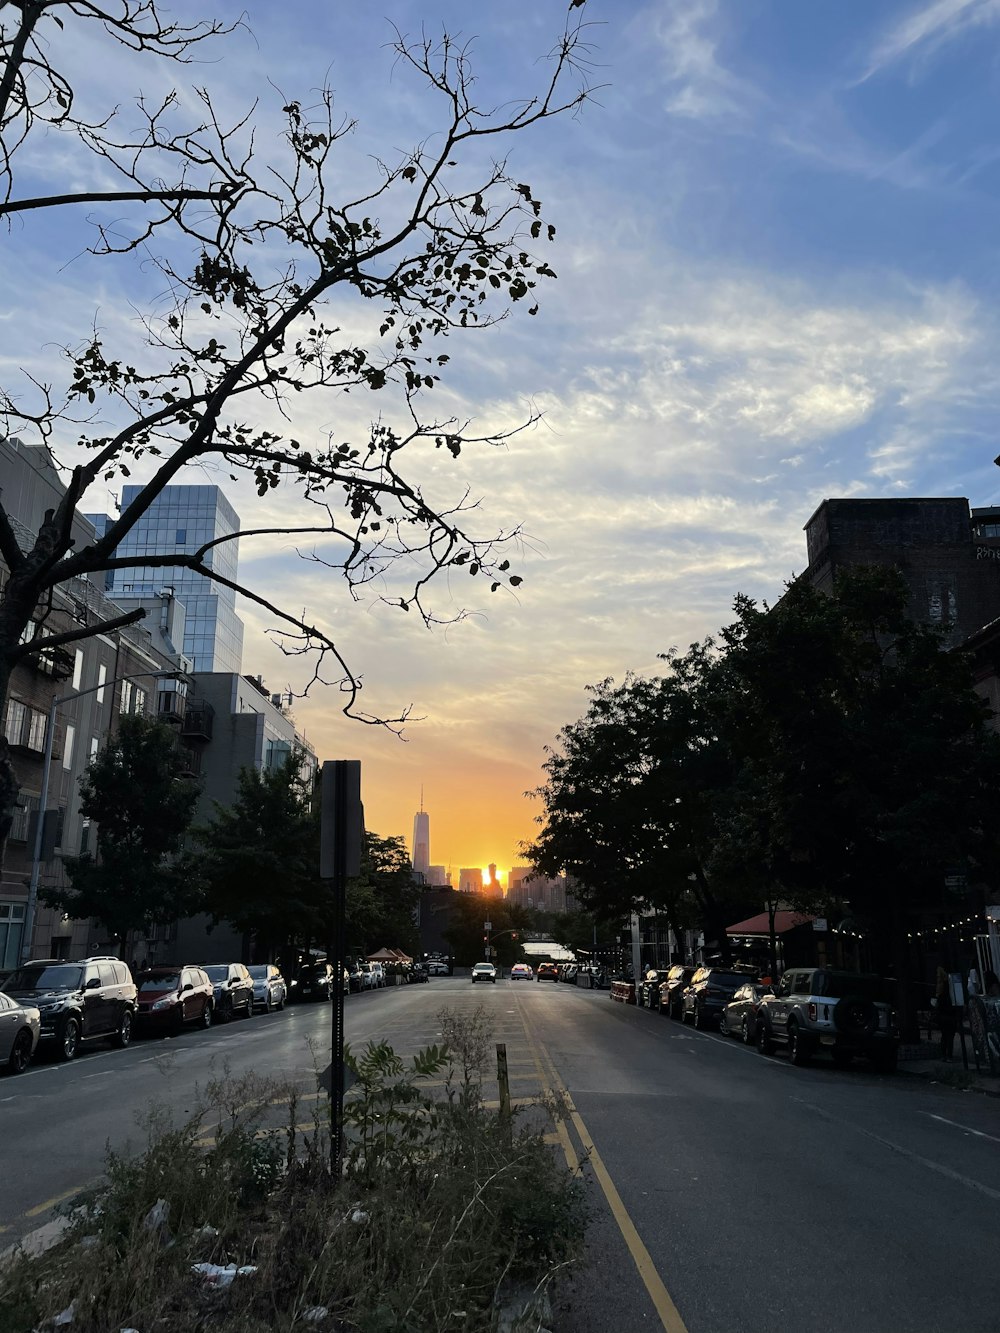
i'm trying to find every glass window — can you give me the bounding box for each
[26,709,47,752]
[5,962,83,990]
[96,664,107,704]
[62,723,75,771]
[792,973,814,995]
[4,699,26,745]
[98,963,118,987]
[90,736,99,760]
[72,650,84,690]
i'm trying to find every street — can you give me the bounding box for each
[4,976,1000,1332]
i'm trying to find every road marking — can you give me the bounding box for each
[515,999,690,1333]
[24,1185,86,1218]
[922,1112,1000,1145]
[794,1100,1000,1201]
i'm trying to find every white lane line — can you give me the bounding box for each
[794,1098,1000,1201]
[921,1112,1000,1146]
[82,1070,117,1079]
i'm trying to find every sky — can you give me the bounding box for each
[8,0,1000,880]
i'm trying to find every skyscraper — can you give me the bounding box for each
[412,800,430,879]
[86,485,245,673]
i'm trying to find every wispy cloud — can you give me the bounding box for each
[650,0,762,123]
[860,0,1000,82]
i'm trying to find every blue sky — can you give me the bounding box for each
[8,0,1000,872]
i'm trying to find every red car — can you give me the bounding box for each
[536,962,559,981]
[135,966,215,1032]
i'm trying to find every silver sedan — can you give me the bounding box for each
[0,990,40,1074]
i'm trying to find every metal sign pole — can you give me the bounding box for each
[320,759,362,1181]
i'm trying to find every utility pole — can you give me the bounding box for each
[484,918,492,960]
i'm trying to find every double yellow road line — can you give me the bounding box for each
[515,997,690,1333]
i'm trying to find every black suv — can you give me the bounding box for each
[201,963,255,1021]
[659,965,696,1019]
[3,957,136,1060]
[682,966,758,1030]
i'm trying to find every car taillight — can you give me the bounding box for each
[808,1003,817,1021]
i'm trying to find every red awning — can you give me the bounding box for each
[726,911,816,937]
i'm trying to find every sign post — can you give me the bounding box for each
[319,759,362,1178]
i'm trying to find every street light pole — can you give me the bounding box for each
[20,669,180,965]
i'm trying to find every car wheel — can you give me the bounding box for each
[492,978,496,984]
[112,1010,132,1049]
[741,1016,751,1045]
[756,1021,774,1056]
[200,1002,213,1030]
[694,1004,708,1031]
[8,1029,32,1075]
[59,1016,81,1062]
[171,1006,185,1035]
[264,993,273,1012]
[787,1023,810,1066]
[243,994,254,1018]
[719,1012,729,1036]
[278,993,286,1010]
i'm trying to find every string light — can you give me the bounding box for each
[907,914,985,941]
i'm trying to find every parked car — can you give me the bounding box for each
[407,963,429,983]
[638,968,672,1011]
[471,962,497,984]
[426,959,450,976]
[3,957,136,1061]
[346,962,365,993]
[202,963,255,1020]
[0,991,40,1074]
[658,964,696,1019]
[291,960,335,1003]
[510,963,533,981]
[560,964,579,983]
[682,967,758,1030]
[135,967,214,1031]
[755,968,900,1071]
[246,964,287,1011]
[536,962,559,982]
[720,981,774,1042]
[357,962,381,990]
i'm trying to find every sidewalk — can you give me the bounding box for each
[898,1039,1000,1096]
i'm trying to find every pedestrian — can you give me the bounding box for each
[935,965,958,1062]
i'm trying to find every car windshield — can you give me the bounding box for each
[246,966,269,979]
[820,973,889,1001]
[139,974,180,992]
[5,964,83,991]
[709,972,755,988]
[203,966,229,982]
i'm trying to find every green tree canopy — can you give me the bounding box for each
[193,758,322,953]
[43,715,201,947]
[346,833,421,959]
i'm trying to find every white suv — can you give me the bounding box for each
[471,962,497,984]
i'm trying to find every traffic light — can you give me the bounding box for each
[511,933,518,942]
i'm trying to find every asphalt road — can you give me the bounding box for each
[3,976,1000,1333]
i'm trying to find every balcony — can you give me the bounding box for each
[156,689,188,724]
[180,701,214,741]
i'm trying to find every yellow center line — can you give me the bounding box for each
[514,996,690,1333]
[24,1185,86,1219]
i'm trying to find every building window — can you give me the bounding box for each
[96,663,107,704]
[7,794,38,843]
[62,723,76,771]
[132,686,147,716]
[3,699,26,745]
[90,736,99,761]
[80,819,92,855]
[26,709,47,752]
[176,528,186,542]
[72,649,84,690]
[0,902,27,970]
[120,680,134,714]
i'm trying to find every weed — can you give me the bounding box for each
[0,1010,587,1333]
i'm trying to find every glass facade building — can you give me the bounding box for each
[92,486,245,674]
